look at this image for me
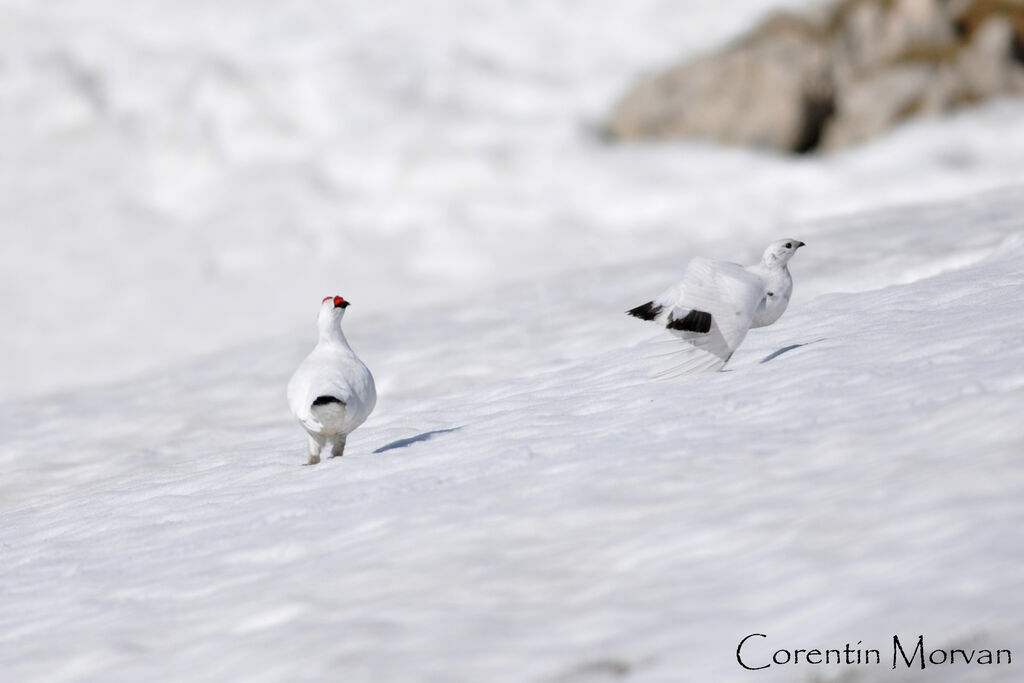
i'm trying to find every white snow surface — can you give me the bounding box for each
[2,1,1024,681]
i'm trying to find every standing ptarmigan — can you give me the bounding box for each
[287,296,376,464]
[627,238,805,375]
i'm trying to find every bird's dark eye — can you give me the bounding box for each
[784,242,792,248]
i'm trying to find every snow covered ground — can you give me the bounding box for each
[2,1,1024,681]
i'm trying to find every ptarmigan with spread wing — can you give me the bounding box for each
[627,239,805,376]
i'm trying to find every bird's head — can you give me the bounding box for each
[318,295,350,334]
[762,238,805,266]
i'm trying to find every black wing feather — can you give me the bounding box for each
[666,309,713,333]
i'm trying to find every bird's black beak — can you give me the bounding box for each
[335,301,350,309]
[795,241,806,248]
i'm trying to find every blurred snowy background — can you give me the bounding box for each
[4,0,1024,399]
[2,1,1023,681]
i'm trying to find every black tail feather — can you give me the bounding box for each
[312,395,345,406]
[627,301,663,321]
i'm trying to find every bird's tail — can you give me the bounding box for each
[310,396,347,435]
[626,301,664,321]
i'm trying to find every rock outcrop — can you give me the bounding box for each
[608,0,1024,153]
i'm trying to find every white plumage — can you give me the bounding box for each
[287,296,376,464]
[627,238,805,376]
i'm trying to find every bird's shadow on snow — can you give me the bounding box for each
[373,427,463,454]
[759,338,825,364]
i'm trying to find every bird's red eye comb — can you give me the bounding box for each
[322,296,347,306]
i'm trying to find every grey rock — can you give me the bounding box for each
[608,0,1024,153]
[609,13,833,152]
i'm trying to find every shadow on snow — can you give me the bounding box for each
[759,339,825,364]
[373,427,463,454]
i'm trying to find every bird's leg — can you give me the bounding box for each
[328,436,347,459]
[305,435,322,466]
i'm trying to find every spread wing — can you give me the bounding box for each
[640,257,767,377]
